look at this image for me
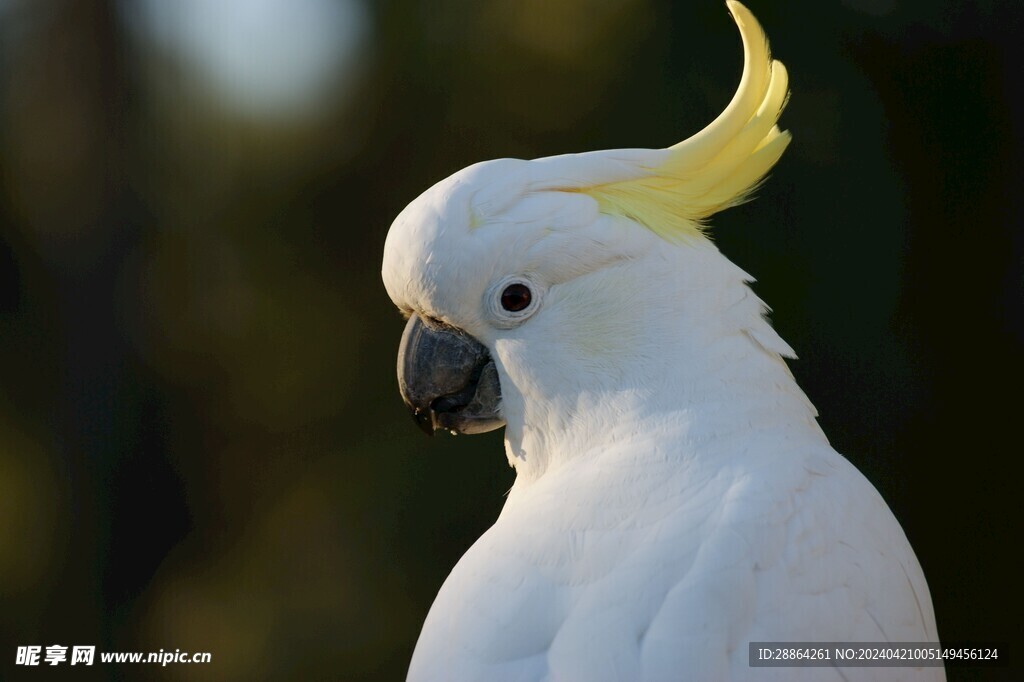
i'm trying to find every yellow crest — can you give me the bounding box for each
[574,1,790,242]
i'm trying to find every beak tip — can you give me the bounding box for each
[411,407,436,437]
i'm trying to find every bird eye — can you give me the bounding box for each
[500,283,532,312]
[488,276,541,327]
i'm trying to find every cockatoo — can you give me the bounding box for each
[382,2,943,680]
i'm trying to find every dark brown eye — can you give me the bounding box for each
[500,283,532,312]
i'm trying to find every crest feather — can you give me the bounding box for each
[574,1,790,242]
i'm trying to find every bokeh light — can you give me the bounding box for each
[120,0,371,121]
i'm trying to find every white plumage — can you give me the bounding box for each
[382,3,942,680]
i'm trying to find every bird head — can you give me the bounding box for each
[382,1,802,471]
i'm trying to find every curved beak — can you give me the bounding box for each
[397,314,504,436]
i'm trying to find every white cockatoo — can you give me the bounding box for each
[382,2,943,680]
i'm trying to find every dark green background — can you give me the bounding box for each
[1,0,1019,679]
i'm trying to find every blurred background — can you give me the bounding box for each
[0,0,1020,679]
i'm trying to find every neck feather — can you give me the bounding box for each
[497,242,826,481]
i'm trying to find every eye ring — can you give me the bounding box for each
[500,283,532,312]
[487,275,542,328]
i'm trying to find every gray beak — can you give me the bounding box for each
[397,314,505,436]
